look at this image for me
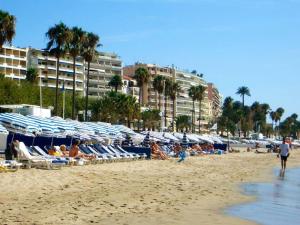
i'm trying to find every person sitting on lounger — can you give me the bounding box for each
[69,140,95,159]
[173,143,182,157]
[60,145,69,156]
[5,139,19,160]
[48,146,62,157]
[151,142,168,160]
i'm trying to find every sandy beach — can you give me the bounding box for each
[0,149,299,225]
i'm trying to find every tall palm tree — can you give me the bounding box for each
[133,67,150,106]
[108,74,123,92]
[188,86,198,133]
[196,85,206,134]
[270,111,277,131]
[236,86,251,137]
[0,10,16,49]
[236,86,251,107]
[69,26,85,120]
[168,81,181,131]
[46,22,72,116]
[82,32,100,121]
[164,78,172,129]
[153,75,164,111]
[276,107,285,136]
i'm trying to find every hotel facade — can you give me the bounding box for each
[123,63,221,132]
[0,45,122,98]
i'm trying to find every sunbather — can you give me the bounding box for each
[48,146,62,157]
[59,145,69,156]
[151,142,168,160]
[173,143,182,156]
[69,140,95,160]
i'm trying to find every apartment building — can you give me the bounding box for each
[0,45,27,82]
[27,48,85,93]
[207,83,222,122]
[123,63,213,132]
[86,52,122,98]
[175,70,209,131]
[27,49,123,98]
[123,63,175,125]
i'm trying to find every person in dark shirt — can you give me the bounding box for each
[5,140,19,160]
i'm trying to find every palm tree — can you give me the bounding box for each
[188,86,198,133]
[236,86,251,137]
[168,81,181,131]
[176,115,192,132]
[0,10,16,49]
[26,67,39,83]
[133,67,150,106]
[270,111,277,132]
[236,86,251,107]
[46,22,72,116]
[164,78,172,129]
[196,85,206,134]
[276,107,285,136]
[108,74,123,92]
[82,32,100,121]
[69,26,85,120]
[153,75,165,111]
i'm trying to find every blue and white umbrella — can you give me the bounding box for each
[181,132,189,148]
[142,132,150,147]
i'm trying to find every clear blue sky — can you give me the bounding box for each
[2,0,300,119]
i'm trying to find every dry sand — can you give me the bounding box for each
[0,149,299,225]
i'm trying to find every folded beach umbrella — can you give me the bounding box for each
[113,138,121,146]
[122,134,133,146]
[181,132,189,148]
[142,132,150,147]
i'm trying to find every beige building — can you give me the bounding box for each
[28,48,85,92]
[86,52,122,98]
[207,83,222,122]
[27,49,122,98]
[0,45,27,82]
[123,63,214,132]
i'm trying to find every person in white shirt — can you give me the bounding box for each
[278,137,290,171]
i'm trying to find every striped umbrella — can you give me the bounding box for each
[142,132,150,147]
[122,134,133,146]
[181,132,189,148]
[113,139,121,146]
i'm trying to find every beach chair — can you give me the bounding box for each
[107,145,132,161]
[78,145,105,164]
[32,146,74,165]
[115,145,145,160]
[91,144,121,162]
[86,145,113,163]
[16,142,65,169]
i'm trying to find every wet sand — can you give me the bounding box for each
[0,149,299,225]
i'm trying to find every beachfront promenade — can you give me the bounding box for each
[1,150,299,225]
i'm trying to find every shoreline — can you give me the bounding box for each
[0,149,299,225]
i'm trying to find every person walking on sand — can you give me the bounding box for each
[278,137,290,172]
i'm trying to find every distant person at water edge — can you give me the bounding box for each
[278,137,290,171]
[5,140,19,160]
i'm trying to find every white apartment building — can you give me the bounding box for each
[27,48,85,92]
[0,45,27,82]
[86,52,122,98]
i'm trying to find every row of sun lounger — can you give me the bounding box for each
[0,142,147,170]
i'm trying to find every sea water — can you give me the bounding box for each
[226,168,300,225]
